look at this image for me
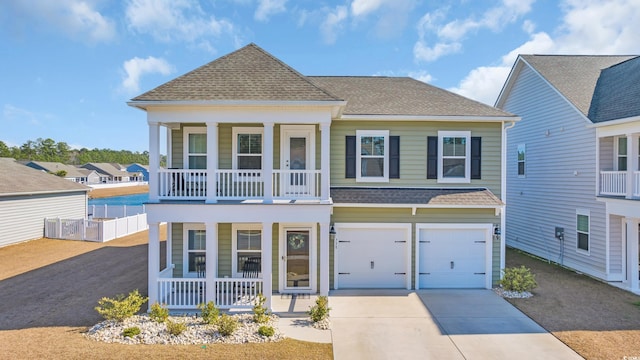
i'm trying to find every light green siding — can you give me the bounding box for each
[171,223,183,277]
[329,121,503,199]
[331,207,501,288]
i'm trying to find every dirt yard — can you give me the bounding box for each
[506,248,640,359]
[88,185,149,199]
[0,229,332,360]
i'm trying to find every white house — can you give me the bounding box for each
[0,158,90,247]
[129,44,518,311]
[496,55,640,293]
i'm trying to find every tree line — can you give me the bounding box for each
[0,138,152,165]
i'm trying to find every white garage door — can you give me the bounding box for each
[336,224,410,289]
[418,224,491,289]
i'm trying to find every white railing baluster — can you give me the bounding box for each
[600,171,627,196]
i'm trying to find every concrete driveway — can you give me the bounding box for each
[329,289,582,360]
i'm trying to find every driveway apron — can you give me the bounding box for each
[329,289,582,360]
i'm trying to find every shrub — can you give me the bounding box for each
[500,266,538,292]
[95,289,148,322]
[198,301,219,325]
[258,325,275,337]
[252,294,269,324]
[308,296,331,323]
[149,302,169,323]
[217,314,238,336]
[166,319,187,336]
[122,326,141,338]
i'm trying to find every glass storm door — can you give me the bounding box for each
[284,229,310,289]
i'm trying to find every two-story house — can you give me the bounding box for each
[128,44,518,310]
[497,55,640,294]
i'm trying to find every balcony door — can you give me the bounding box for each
[281,126,314,195]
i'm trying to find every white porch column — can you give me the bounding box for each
[628,134,639,198]
[320,124,331,202]
[261,222,273,310]
[319,222,330,296]
[205,222,218,303]
[206,122,218,203]
[627,219,640,292]
[148,123,160,202]
[263,122,274,203]
[148,222,160,310]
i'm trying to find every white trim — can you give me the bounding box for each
[588,114,640,128]
[437,130,471,183]
[415,223,493,289]
[340,114,519,122]
[183,127,207,169]
[231,223,263,278]
[333,223,412,290]
[576,209,591,255]
[279,223,317,294]
[280,125,316,171]
[355,130,389,183]
[232,127,264,171]
[182,223,206,278]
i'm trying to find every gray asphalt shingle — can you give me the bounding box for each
[0,158,89,196]
[588,56,640,123]
[330,187,503,206]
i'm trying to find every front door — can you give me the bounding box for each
[281,227,313,292]
[281,126,314,195]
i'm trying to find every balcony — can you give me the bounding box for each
[155,168,323,201]
[599,171,640,198]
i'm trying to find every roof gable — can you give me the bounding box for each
[588,56,640,123]
[131,43,340,102]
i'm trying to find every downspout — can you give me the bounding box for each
[501,120,517,277]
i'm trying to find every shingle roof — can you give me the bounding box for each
[131,43,340,102]
[330,187,503,206]
[521,55,636,116]
[27,161,93,178]
[81,163,128,177]
[309,76,514,117]
[0,158,89,196]
[588,56,640,123]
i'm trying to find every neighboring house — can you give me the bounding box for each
[128,43,518,310]
[0,158,90,247]
[496,55,640,294]
[127,163,149,181]
[80,163,137,183]
[25,161,101,184]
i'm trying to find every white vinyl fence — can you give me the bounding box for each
[88,204,146,218]
[45,213,148,242]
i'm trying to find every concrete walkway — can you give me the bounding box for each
[329,289,583,360]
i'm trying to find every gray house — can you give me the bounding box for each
[25,161,102,184]
[0,158,90,247]
[496,55,640,293]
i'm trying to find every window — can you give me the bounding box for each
[232,224,262,277]
[183,225,206,277]
[576,210,590,252]
[517,144,526,176]
[232,128,263,171]
[183,127,207,169]
[616,137,627,171]
[356,130,389,182]
[438,131,471,183]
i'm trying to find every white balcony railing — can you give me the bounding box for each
[156,168,322,201]
[157,277,263,309]
[634,171,640,197]
[600,171,627,196]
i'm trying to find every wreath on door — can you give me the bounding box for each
[288,233,306,249]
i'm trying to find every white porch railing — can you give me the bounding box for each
[157,277,263,309]
[217,170,264,199]
[158,169,207,199]
[273,170,321,199]
[600,171,627,196]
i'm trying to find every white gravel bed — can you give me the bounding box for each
[85,313,285,345]
[493,287,533,299]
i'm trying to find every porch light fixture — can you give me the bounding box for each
[329,225,336,241]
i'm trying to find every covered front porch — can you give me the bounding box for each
[146,204,332,311]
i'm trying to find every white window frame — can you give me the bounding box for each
[232,224,263,278]
[183,127,207,169]
[615,136,628,171]
[356,130,389,182]
[232,127,264,175]
[517,144,526,177]
[182,223,206,278]
[438,131,471,183]
[576,209,590,254]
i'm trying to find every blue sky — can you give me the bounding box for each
[1,0,639,153]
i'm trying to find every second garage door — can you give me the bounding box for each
[335,224,410,289]
[417,224,492,289]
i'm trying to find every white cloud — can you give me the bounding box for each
[5,0,115,43]
[2,104,53,126]
[320,6,348,44]
[255,0,287,22]
[125,0,235,51]
[413,41,461,62]
[351,0,385,17]
[408,70,434,84]
[449,0,640,105]
[121,56,174,93]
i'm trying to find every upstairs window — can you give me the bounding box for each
[517,144,526,176]
[438,131,471,183]
[616,136,627,171]
[356,130,389,182]
[184,127,207,169]
[233,128,263,171]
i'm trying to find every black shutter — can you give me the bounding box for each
[390,136,400,179]
[427,136,438,179]
[345,136,356,179]
[471,137,481,179]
